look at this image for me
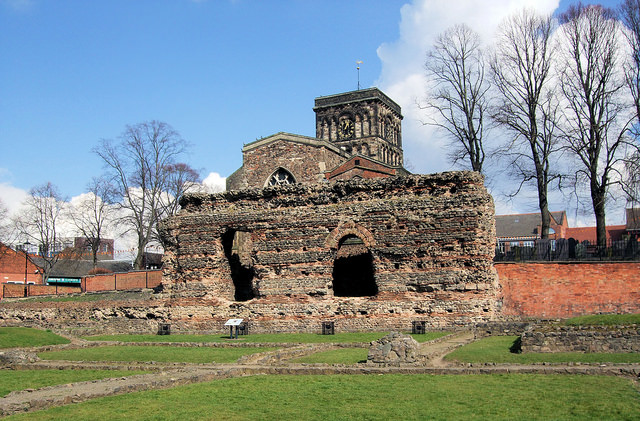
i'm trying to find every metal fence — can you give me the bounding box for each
[495,237,640,262]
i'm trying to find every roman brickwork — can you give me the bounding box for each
[160,172,500,332]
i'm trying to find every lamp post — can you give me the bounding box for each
[23,241,31,283]
[23,241,31,297]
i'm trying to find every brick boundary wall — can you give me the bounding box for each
[1,271,162,299]
[496,262,640,318]
[82,271,162,293]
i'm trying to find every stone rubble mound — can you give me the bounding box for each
[367,331,419,364]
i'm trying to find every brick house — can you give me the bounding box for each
[627,208,640,239]
[0,243,43,285]
[495,211,568,252]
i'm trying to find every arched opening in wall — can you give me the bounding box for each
[332,234,377,297]
[266,168,296,186]
[222,229,256,301]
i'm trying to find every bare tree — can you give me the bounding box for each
[619,0,640,205]
[559,4,635,249]
[0,198,10,244]
[160,163,200,218]
[12,182,65,282]
[491,9,561,239]
[67,177,116,268]
[94,121,198,269]
[422,24,490,173]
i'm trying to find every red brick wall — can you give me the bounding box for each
[83,274,116,292]
[2,284,26,298]
[497,262,640,318]
[28,285,81,296]
[83,271,162,292]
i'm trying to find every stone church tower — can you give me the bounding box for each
[314,88,403,167]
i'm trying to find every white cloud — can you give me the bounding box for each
[376,0,560,176]
[0,182,28,217]
[202,172,227,193]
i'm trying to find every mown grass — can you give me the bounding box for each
[83,331,449,344]
[0,327,70,348]
[0,370,147,397]
[37,345,276,364]
[291,347,369,364]
[5,374,640,420]
[445,336,640,364]
[563,313,640,326]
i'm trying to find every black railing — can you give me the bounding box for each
[495,237,640,262]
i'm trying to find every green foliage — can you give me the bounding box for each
[446,336,640,364]
[291,348,369,364]
[37,345,276,364]
[83,331,449,344]
[0,370,147,397]
[563,313,640,326]
[0,327,70,348]
[6,374,640,420]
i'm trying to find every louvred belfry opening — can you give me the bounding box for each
[332,235,377,297]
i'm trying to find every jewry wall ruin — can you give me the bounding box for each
[159,171,500,332]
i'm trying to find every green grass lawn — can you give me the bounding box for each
[37,345,276,364]
[290,347,369,364]
[0,370,147,397]
[0,327,70,348]
[445,336,640,364]
[5,374,640,420]
[83,331,449,344]
[564,313,640,326]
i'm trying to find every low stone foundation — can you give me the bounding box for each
[521,325,640,353]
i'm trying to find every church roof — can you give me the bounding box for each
[242,132,345,155]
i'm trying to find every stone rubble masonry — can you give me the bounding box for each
[521,324,640,353]
[159,172,500,333]
[226,134,348,191]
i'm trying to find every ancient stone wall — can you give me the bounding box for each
[160,172,499,332]
[521,325,640,353]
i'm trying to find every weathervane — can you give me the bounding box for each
[356,60,363,90]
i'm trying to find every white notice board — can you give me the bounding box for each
[225,318,244,326]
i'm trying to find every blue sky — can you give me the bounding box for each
[0,0,627,225]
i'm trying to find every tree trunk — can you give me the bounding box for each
[134,247,145,270]
[591,179,607,251]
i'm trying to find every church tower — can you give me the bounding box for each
[314,88,404,167]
